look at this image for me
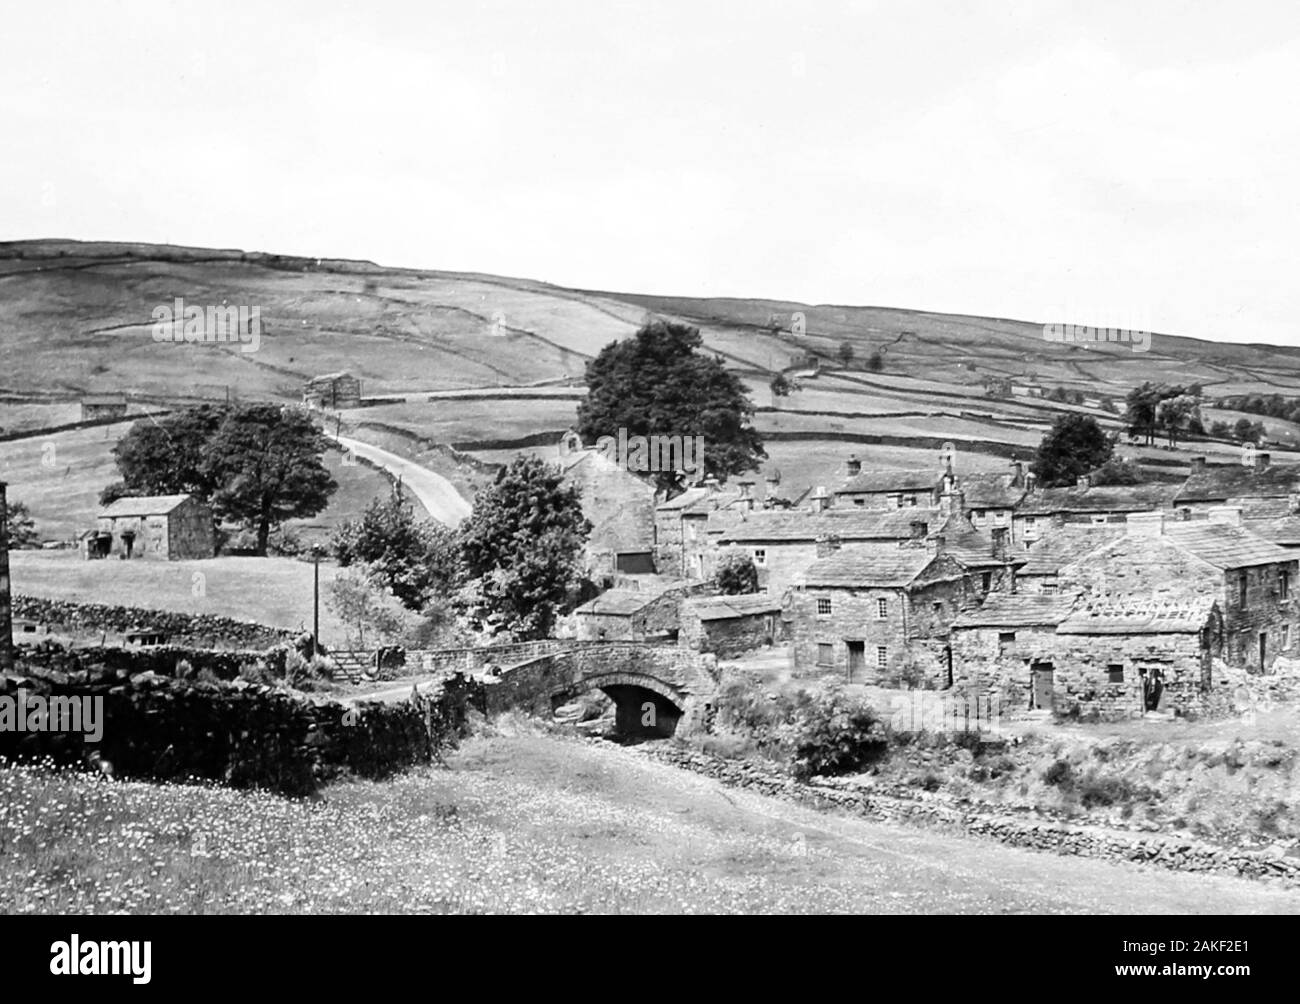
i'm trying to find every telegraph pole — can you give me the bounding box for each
[312,545,321,659]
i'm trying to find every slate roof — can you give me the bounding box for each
[718,507,937,544]
[1058,594,1218,635]
[959,472,1028,509]
[685,593,782,621]
[1161,522,1295,569]
[951,592,1077,629]
[573,590,663,617]
[656,486,713,512]
[98,494,197,518]
[1016,483,1181,516]
[1245,516,1300,547]
[1018,525,1126,577]
[798,546,934,588]
[1176,463,1300,503]
[835,470,943,495]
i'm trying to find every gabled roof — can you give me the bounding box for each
[959,472,1027,510]
[1176,463,1300,503]
[931,514,1022,569]
[798,546,934,588]
[81,393,127,405]
[1058,594,1218,635]
[835,470,943,495]
[1016,483,1180,516]
[1161,522,1294,569]
[718,507,936,544]
[573,589,663,617]
[951,591,1077,629]
[1018,524,1126,577]
[98,494,197,518]
[1245,515,1300,547]
[685,593,782,621]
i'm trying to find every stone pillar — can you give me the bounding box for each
[0,482,11,671]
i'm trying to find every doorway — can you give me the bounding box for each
[1029,662,1054,711]
[847,641,865,682]
[1260,631,1268,671]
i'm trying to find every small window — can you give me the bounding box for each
[906,495,918,507]
[876,646,888,669]
[981,572,993,591]
[754,548,766,566]
[1107,664,1124,684]
[1024,517,1036,527]
[1240,572,1249,606]
[876,598,887,619]
[1280,570,1290,600]
[998,631,1016,644]
[816,597,832,616]
[932,601,942,615]
[817,643,834,665]
[854,498,865,506]
[1091,515,1107,525]
[994,511,1008,526]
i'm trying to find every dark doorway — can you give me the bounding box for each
[1140,666,1165,712]
[847,641,865,682]
[943,646,953,689]
[120,530,136,559]
[1029,662,1054,711]
[1259,631,1268,671]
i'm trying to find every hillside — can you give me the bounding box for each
[3,238,1300,538]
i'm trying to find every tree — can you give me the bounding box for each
[837,341,855,368]
[866,350,884,372]
[456,455,591,639]
[1124,383,1166,446]
[331,488,456,611]
[1210,420,1231,439]
[202,404,337,556]
[1031,414,1114,488]
[716,549,759,594]
[576,319,766,489]
[325,568,416,649]
[0,500,37,548]
[769,372,793,398]
[1088,457,1143,486]
[1156,394,1201,447]
[110,405,228,497]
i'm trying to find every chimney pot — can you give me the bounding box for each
[846,454,861,477]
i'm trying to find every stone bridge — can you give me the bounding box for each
[481,642,720,737]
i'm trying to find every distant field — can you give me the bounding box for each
[9,551,351,644]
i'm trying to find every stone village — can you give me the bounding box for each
[558,433,1300,722]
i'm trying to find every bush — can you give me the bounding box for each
[789,684,888,781]
[1043,758,1074,787]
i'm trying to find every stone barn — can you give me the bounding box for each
[80,394,128,421]
[303,372,362,410]
[92,494,215,560]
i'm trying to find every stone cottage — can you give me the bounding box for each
[1175,453,1300,518]
[1011,480,1181,546]
[678,593,784,658]
[92,494,215,560]
[572,587,684,642]
[80,394,128,421]
[832,456,946,509]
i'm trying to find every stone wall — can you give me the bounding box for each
[639,743,1300,885]
[15,639,289,681]
[679,607,782,659]
[13,595,292,649]
[0,660,479,795]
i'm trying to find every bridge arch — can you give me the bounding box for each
[551,671,688,737]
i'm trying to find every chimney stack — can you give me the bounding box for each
[1126,511,1166,537]
[1256,452,1272,472]
[845,454,862,477]
[909,519,929,540]
[810,486,829,513]
[1208,505,1244,527]
[1191,456,1207,474]
[1076,474,1092,489]
[930,534,947,557]
[0,483,11,671]
[940,487,966,519]
[1008,459,1024,488]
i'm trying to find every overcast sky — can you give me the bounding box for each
[3,1,1298,345]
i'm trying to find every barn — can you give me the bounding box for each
[91,494,215,560]
[303,372,362,409]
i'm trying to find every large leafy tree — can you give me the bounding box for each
[104,405,228,503]
[0,500,37,548]
[456,455,590,639]
[716,549,759,595]
[576,319,766,490]
[1031,414,1114,488]
[202,404,337,556]
[331,488,456,611]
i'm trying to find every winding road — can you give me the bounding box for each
[327,432,472,526]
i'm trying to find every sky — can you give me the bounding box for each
[3,0,1299,345]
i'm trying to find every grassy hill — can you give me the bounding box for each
[4,236,1300,525]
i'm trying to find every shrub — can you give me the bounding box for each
[788,684,888,781]
[1042,758,1074,787]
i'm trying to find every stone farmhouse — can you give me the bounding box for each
[80,394,129,421]
[303,371,362,410]
[89,494,215,561]
[1011,480,1181,546]
[1175,453,1300,518]
[832,456,946,508]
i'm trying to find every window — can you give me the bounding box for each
[1280,569,1290,600]
[816,597,832,616]
[817,643,834,665]
[1024,517,1036,527]
[853,498,865,507]
[753,548,766,566]
[1240,572,1249,607]
[906,494,918,507]
[876,598,888,619]
[1107,664,1124,684]
[981,572,993,591]
[1091,515,1107,525]
[998,631,1016,644]
[932,601,942,615]
[876,646,888,669]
